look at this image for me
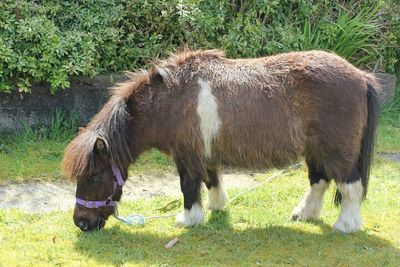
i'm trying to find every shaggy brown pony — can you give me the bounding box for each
[63,50,379,233]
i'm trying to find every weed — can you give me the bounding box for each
[299,5,381,66]
[380,86,400,127]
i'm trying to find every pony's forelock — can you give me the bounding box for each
[62,130,97,179]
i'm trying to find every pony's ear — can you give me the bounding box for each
[153,66,177,88]
[94,137,108,157]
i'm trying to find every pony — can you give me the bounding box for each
[62,49,379,233]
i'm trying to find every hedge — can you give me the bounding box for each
[0,0,399,93]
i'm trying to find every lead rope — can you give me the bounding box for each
[113,163,302,226]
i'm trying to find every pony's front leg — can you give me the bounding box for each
[174,157,205,227]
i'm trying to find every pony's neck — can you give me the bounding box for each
[129,84,173,155]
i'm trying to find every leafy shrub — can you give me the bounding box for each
[0,0,398,93]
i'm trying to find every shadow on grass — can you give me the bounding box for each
[74,211,399,266]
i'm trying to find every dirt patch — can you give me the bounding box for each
[3,153,398,214]
[0,171,261,213]
[378,152,400,162]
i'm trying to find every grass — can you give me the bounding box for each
[377,85,400,153]
[376,122,400,153]
[0,110,78,184]
[0,110,174,184]
[0,158,399,266]
[0,88,399,265]
[0,137,68,184]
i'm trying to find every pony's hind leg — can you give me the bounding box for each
[333,168,363,233]
[291,157,330,221]
[174,155,205,227]
[204,168,228,210]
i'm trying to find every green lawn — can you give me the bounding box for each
[377,123,400,153]
[0,158,399,266]
[0,103,399,266]
[0,138,174,184]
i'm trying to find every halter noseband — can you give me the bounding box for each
[76,164,124,209]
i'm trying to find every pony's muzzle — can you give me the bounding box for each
[74,216,106,232]
[75,218,89,231]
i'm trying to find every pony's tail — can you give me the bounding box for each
[335,81,379,205]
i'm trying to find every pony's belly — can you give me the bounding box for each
[213,142,302,170]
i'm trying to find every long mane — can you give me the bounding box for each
[62,49,225,179]
[62,96,133,178]
[62,75,148,179]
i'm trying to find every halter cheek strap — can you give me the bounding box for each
[75,164,125,209]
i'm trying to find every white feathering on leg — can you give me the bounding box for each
[333,180,363,233]
[291,179,329,221]
[206,185,228,210]
[175,202,204,228]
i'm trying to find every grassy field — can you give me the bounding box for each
[0,89,399,266]
[0,158,399,266]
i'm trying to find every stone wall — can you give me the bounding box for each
[374,73,397,106]
[0,73,128,134]
[0,73,396,134]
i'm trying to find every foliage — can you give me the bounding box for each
[0,0,398,93]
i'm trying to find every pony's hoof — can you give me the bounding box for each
[333,218,361,233]
[290,205,320,221]
[290,213,300,221]
[175,203,204,228]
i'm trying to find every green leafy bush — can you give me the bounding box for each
[0,0,398,93]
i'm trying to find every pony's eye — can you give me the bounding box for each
[91,175,101,184]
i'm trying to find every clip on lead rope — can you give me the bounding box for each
[114,205,145,226]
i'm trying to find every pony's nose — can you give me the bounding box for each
[76,218,89,231]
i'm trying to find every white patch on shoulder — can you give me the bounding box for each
[196,79,220,157]
[333,180,363,233]
[206,185,228,210]
[175,202,204,228]
[291,179,329,221]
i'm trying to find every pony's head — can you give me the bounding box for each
[63,130,126,231]
[63,94,135,231]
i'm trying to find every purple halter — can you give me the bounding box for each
[76,164,125,209]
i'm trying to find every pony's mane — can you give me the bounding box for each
[115,49,225,98]
[62,93,134,179]
[152,49,225,70]
[62,49,224,179]
[149,49,225,88]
